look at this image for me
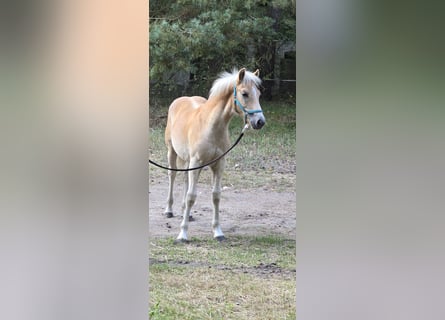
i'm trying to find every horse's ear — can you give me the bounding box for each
[254,69,260,77]
[237,68,246,84]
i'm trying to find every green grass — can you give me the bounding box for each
[149,99,296,189]
[149,235,296,320]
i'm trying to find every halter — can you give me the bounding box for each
[233,85,263,117]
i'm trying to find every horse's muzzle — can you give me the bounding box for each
[250,115,266,130]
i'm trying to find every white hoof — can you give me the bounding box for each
[176,230,188,242]
[213,226,224,239]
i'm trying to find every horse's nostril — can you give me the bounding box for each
[257,119,265,128]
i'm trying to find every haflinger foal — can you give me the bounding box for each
[164,68,266,242]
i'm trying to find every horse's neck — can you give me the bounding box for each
[202,94,234,132]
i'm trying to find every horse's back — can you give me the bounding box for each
[169,96,206,113]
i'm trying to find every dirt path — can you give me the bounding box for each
[149,175,296,240]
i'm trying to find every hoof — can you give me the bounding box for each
[174,238,190,244]
[165,212,173,218]
[215,236,226,242]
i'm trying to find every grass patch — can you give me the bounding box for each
[149,235,296,320]
[150,235,295,269]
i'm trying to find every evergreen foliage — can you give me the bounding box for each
[149,0,295,95]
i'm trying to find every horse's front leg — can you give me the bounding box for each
[164,148,177,218]
[172,158,193,221]
[211,161,225,241]
[176,162,201,242]
[180,171,194,221]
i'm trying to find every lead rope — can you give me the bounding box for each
[149,123,250,172]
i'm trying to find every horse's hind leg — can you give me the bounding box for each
[164,147,177,218]
[211,161,225,241]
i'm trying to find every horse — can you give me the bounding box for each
[163,68,266,242]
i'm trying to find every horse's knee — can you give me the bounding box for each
[187,191,197,200]
[212,191,221,202]
[186,192,197,206]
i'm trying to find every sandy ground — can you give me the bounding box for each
[149,174,296,240]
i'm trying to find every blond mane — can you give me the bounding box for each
[209,69,262,98]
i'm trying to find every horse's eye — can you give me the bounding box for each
[242,92,249,98]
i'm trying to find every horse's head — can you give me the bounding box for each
[234,68,266,130]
